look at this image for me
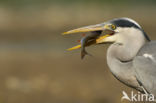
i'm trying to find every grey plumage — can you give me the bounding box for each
[105,18,156,95]
[134,41,156,95]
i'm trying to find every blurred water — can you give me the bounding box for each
[0,1,155,103]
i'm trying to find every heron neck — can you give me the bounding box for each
[106,31,147,83]
[108,29,147,62]
[106,38,146,88]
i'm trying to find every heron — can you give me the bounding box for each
[63,17,156,96]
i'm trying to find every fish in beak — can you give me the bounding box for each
[80,31,102,59]
[63,23,116,59]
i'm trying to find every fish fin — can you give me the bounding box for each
[81,33,86,37]
[67,44,81,51]
[77,40,80,43]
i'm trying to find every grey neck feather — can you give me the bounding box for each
[106,28,147,87]
[108,27,147,62]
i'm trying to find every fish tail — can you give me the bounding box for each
[81,50,88,59]
[81,50,92,59]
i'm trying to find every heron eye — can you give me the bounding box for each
[111,24,116,30]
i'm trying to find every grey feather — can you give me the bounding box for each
[133,41,156,95]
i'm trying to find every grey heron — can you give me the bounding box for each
[63,17,156,96]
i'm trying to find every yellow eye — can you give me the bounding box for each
[111,24,116,30]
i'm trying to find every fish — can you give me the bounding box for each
[80,31,102,59]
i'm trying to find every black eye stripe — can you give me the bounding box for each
[112,19,140,29]
[110,18,151,41]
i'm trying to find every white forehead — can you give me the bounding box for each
[121,17,142,28]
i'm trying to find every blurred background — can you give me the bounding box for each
[0,0,156,103]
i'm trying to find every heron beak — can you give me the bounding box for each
[62,24,105,35]
[63,23,115,50]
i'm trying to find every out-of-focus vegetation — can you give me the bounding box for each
[0,0,156,5]
[0,0,155,103]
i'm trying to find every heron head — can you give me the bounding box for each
[63,17,150,50]
[96,18,150,44]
